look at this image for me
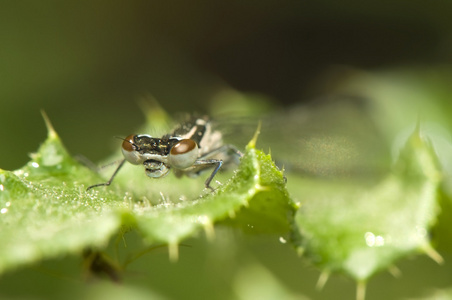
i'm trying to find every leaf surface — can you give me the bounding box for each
[291,127,442,280]
[0,115,293,273]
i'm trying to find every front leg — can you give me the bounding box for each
[182,159,223,190]
[86,159,126,190]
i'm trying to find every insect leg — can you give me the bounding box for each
[205,159,223,190]
[86,159,126,191]
[189,159,223,190]
[193,144,243,189]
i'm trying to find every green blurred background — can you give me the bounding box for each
[2,1,451,170]
[2,2,452,300]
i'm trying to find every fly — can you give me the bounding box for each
[86,116,242,191]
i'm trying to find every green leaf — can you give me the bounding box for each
[0,121,126,274]
[126,145,294,259]
[0,113,293,273]
[291,125,442,281]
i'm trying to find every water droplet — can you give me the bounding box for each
[365,232,375,246]
[31,162,40,168]
[0,184,3,191]
[1,208,8,214]
[279,237,287,244]
[365,232,384,247]
[375,235,385,246]
[196,215,210,224]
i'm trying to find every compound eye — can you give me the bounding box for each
[169,139,198,169]
[122,134,135,152]
[121,134,142,165]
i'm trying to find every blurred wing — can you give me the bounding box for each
[212,96,391,179]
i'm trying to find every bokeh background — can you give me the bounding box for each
[2,1,451,170]
[2,2,452,300]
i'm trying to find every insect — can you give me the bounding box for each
[87,116,242,191]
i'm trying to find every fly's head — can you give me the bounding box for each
[121,134,170,164]
[121,134,170,178]
[121,134,200,179]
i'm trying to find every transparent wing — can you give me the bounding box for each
[212,96,391,179]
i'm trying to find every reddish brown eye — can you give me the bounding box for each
[169,139,199,169]
[170,139,197,155]
[122,134,136,152]
[121,134,143,165]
